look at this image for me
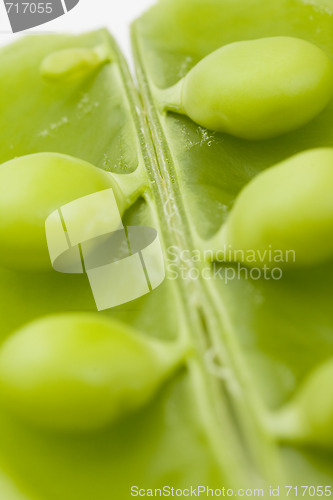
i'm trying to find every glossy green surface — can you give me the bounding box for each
[133,0,333,489]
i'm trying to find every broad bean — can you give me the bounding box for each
[162,37,333,140]
[40,45,111,82]
[209,149,333,268]
[0,153,143,271]
[0,313,184,432]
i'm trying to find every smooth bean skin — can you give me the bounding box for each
[0,153,123,271]
[0,314,180,432]
[215,149,333,267]
[180,37,333,140]
[40,46,110,82]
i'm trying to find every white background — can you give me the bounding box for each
[0,0,156,63]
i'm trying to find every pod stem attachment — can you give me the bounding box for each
[93,43,112,64]
[111,160,148,210]
[156,79,186,114]
[149,334,193,376]
[266,404,305,443]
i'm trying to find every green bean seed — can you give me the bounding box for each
[40,45,111,82]
[210,148,333,268]
[162,37,333,140]
[0,314,184,432]
[0,153,125,271]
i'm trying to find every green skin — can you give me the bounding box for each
[0,314,183,432]
[210,148,333,268]
[273,359,333,447]
[0,153,126,272]
[164,37,333,140]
